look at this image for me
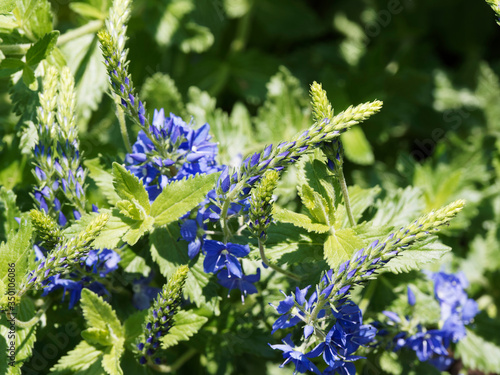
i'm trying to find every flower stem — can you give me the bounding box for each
[337,164,355,227]
[258,239,301,281]
[115,103,132,153]
[0,20,103,56]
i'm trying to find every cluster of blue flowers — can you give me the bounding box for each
[270,279,377,375]
[380,271,478,371]
[35,244,120,309]
[125,110,259,300]
[126,109,220,200]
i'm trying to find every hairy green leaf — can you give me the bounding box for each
[151,173,219,227]
[25,30,59,66]
[112,163,150,212]
[323,228,365,269]
[51,341,103,373]
[80,289,123,341]
[0,219,33,292]
[160,310,208,349]
[85,158,121,205]
[273,206,329,233]
[382,236,451,274]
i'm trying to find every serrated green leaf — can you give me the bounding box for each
[112,163,150,212]
[298,156,338,210]
[116,199,148,221]
[340,126,374,165]
[160,310,208,349]
[150,224,221,313]
[85,158,121,205]
[25,31,59,66]
[247,222,324,266]
[21,64,35,86]
[61,34,108,128]
[298,184,331,225]
[122,215,155,245]
[19,120,38,155]
[382,236,451,274]
[13,0,52,39]
[255,66,310,144]
[0,187,20,241]
[51,341,103,373]
[0,58,25,78]
[273,206,329,233]
[323,229,364,269]
[64,210,127,249]
[0,219,33,292]
[456,329,500,373]
[80,289,123,341]
[372,186,424,227]
[102,345,123,375]
[82,328,112,347]
[70,3,106,19]
[151,173,220,227]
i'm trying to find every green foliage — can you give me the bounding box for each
[160,310,208,349]
[150,172,220,226]
[0,219,33,302]
[53,289,125,375]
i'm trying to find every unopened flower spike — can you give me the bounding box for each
[312,200,466,313]
[137,265,189,366]
[29,209,63,251]
[216,94,383,221]
[18,212,110,297]
[310,81,334,125]
[248,169,280,242]
[248,170,299,280]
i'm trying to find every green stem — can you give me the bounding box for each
[7,301,51,329]
[337,165,355,227]
[258,239,301,281]
[0,20,103,56]
[148,348,197,373]
[115,103,132,153]
[358,278,377,313]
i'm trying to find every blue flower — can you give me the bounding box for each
[202,240,250,277]
[404,328,449,362]
[125,110,221,200]
[217,268,260,303]
[269,334,321,375]
[39,248,120,308]
[323,361,357,375]
[270,286,324,335]
[179,215,205,259]
[309,301,376,367]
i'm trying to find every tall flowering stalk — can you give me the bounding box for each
[215,85,382,241]
[18,212,109,298]
[269,200,465,374]
[137,265,189,366]
[33,65,86,225]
